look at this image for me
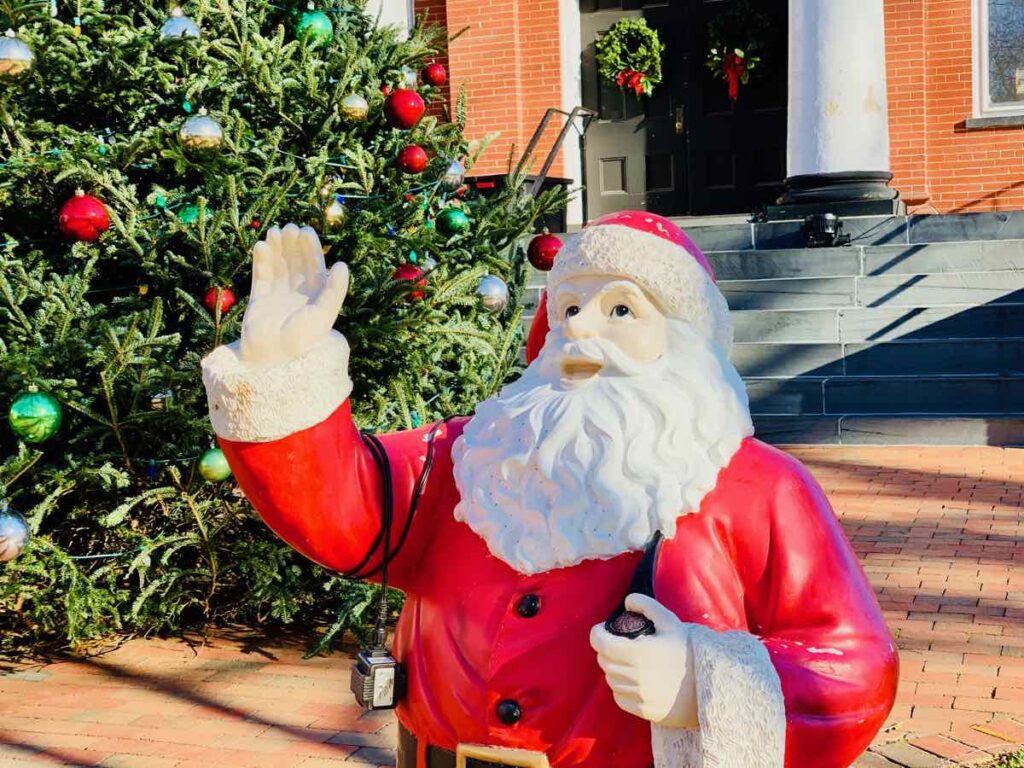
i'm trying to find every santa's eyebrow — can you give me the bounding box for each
[600,280,645,298]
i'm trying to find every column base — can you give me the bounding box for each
[766,171,904,220]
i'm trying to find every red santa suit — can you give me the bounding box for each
[202,212,898,768]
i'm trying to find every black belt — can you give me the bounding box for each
[397,724,653,768]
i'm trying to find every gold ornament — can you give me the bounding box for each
[340,93,369,121]
[178,108,224,154]
[0,29,34,79]
[323,196,347,230]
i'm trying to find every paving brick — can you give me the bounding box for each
[874,741,950,767]
[973,718,1024,743]
[909,734,979,760]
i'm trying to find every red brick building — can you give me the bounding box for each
[391,0,1024,225]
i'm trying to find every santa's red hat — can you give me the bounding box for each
[525,211,731,363]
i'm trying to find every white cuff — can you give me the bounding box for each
[201,332,353,443]
[652,626,786,768]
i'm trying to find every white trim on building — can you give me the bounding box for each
[973,0,1024,117]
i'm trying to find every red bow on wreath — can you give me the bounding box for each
[615,69,646,96]
[722,51,747,102]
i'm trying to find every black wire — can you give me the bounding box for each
[348,417,454,582]
[360,432,392,650]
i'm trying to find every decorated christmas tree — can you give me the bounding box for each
[0,0,563,653]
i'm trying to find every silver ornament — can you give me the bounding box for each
[160,7,200,40]
[340,93,369,121]
[401,65,418,89]
[150,389,175,411]
[0,506,30,563]
[441,159,465,192]
[477,274,509,314]
[179,109,224,154]
[0,30,34,79]
[420,254,438,273]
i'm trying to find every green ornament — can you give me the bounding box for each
[182,100,193,114]
[178,204,200,224]
[296,9,333,47]
[436,207,470,237]
[199,448,231,482]
[154,195,168,209]
[9,390,63,444]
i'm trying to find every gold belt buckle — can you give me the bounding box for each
[455,743,550,768]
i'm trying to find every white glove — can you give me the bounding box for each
[238,223,350,367]
[590,593,698,729]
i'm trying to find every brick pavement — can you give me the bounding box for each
[1,445,1023,768]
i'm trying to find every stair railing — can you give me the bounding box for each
[514,106,597,198]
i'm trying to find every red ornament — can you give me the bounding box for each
[381,84,392,96]
[392,263,427,302]
[250,219,261,230]
[384,88,425,130]
[58,191,110,242]
[397,144,429,174]
[204,286,236,315]
[527,231,562,271]
[422,62,447,87]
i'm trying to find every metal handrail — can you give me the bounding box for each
[514,106,597,197]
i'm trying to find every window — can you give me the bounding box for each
[976,0,1024,115]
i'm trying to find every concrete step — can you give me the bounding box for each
[733,338,1024,378]
[753,415,1024,445]
[720,270,1024,311]
[746,375,1024,416]
[731,303,1024,344]
[707,240,1024,281]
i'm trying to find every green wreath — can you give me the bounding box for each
[595,18,664,97]
[705,1,776,101]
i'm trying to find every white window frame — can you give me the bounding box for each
[974,0,1024,117]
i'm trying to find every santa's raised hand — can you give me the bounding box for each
[591,593,698,729]
[239,223,350,367]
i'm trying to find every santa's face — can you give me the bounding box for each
[452,275,754,576]
[551,275,668,378]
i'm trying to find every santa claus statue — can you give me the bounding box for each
[202,212,898,768]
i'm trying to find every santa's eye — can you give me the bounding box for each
[611,304,633,318]
[565,305,581,319]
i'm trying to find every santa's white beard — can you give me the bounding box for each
[452,319,754,575]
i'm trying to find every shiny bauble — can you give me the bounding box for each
[0,30,34,78]
[401,65,418,88]
[440,159,465,192]
[178,203,213,224]
[384,88,425,130]
[397,144,428,174]
[160,7,200,40]
[0,507,30,563]
[9,391,63,444]
[59,191,110,242]
[527,231,562,271]
[178,110,224,154]
[392,263,427,302]
[420,254,439,273]
[436,207,470,237]
[340,93,369,121]
[150,389,175,411]
[296,9,333,48]
[323,196,347,230]
[476,274,509,314]
[203,286,236,315]
[199,448,232,482]
[422,62,447,87]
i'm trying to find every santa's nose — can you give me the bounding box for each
[564,313,599,341]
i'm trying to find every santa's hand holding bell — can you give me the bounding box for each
[202,212,898,768]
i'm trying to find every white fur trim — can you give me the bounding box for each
[201,332,353,443]
[547,224,733,354]
[652,625,786,768]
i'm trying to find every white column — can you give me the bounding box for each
[787,0,891,178]
[366,0,413,38]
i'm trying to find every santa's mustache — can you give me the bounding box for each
[546,336,652,378]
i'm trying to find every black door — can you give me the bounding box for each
[581,0,787,219]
